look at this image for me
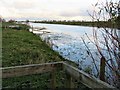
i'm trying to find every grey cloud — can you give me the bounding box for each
[60,12,80,17]
[60,9,89,17]
[13,1,35,9]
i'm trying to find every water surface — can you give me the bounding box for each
[29,23,119,77]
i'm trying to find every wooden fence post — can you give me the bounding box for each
[100,56,106,81]
[65,71,74,88]
[50,69,56,89]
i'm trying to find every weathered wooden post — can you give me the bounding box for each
[66,72,72,88]
[99,56,106,81]
[65,71,74,88]
[50,69,56,89]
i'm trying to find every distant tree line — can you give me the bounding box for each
[33,18,120,29]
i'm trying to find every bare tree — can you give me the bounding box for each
[82,0,120,88]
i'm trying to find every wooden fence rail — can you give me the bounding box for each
[2,62,63,78]
[1,61,117,89]
[63,62,116,89]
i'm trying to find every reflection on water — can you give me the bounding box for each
[29,23,119,79]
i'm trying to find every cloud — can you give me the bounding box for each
[60,9,89,18]
[13,1,35,9]
[0,0,99,20]
[60,11,81,17]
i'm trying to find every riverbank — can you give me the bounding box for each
[2,22,65,67]
[2,22,118,89]
[2,22,68,88]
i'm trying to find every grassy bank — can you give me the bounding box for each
[2,22,66,88]
[2,23,64,67]
[2,22,89,89]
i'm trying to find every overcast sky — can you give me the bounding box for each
[0,0,118,21]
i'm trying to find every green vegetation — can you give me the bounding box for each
[2,22,67,88]
[2,22,64,67]
[2,22,88,89]
[3,71,66,89]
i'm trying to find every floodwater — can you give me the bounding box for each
[29,22,119,77]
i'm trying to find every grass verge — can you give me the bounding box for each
[2,22,66,88]
[2,24,64,67]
